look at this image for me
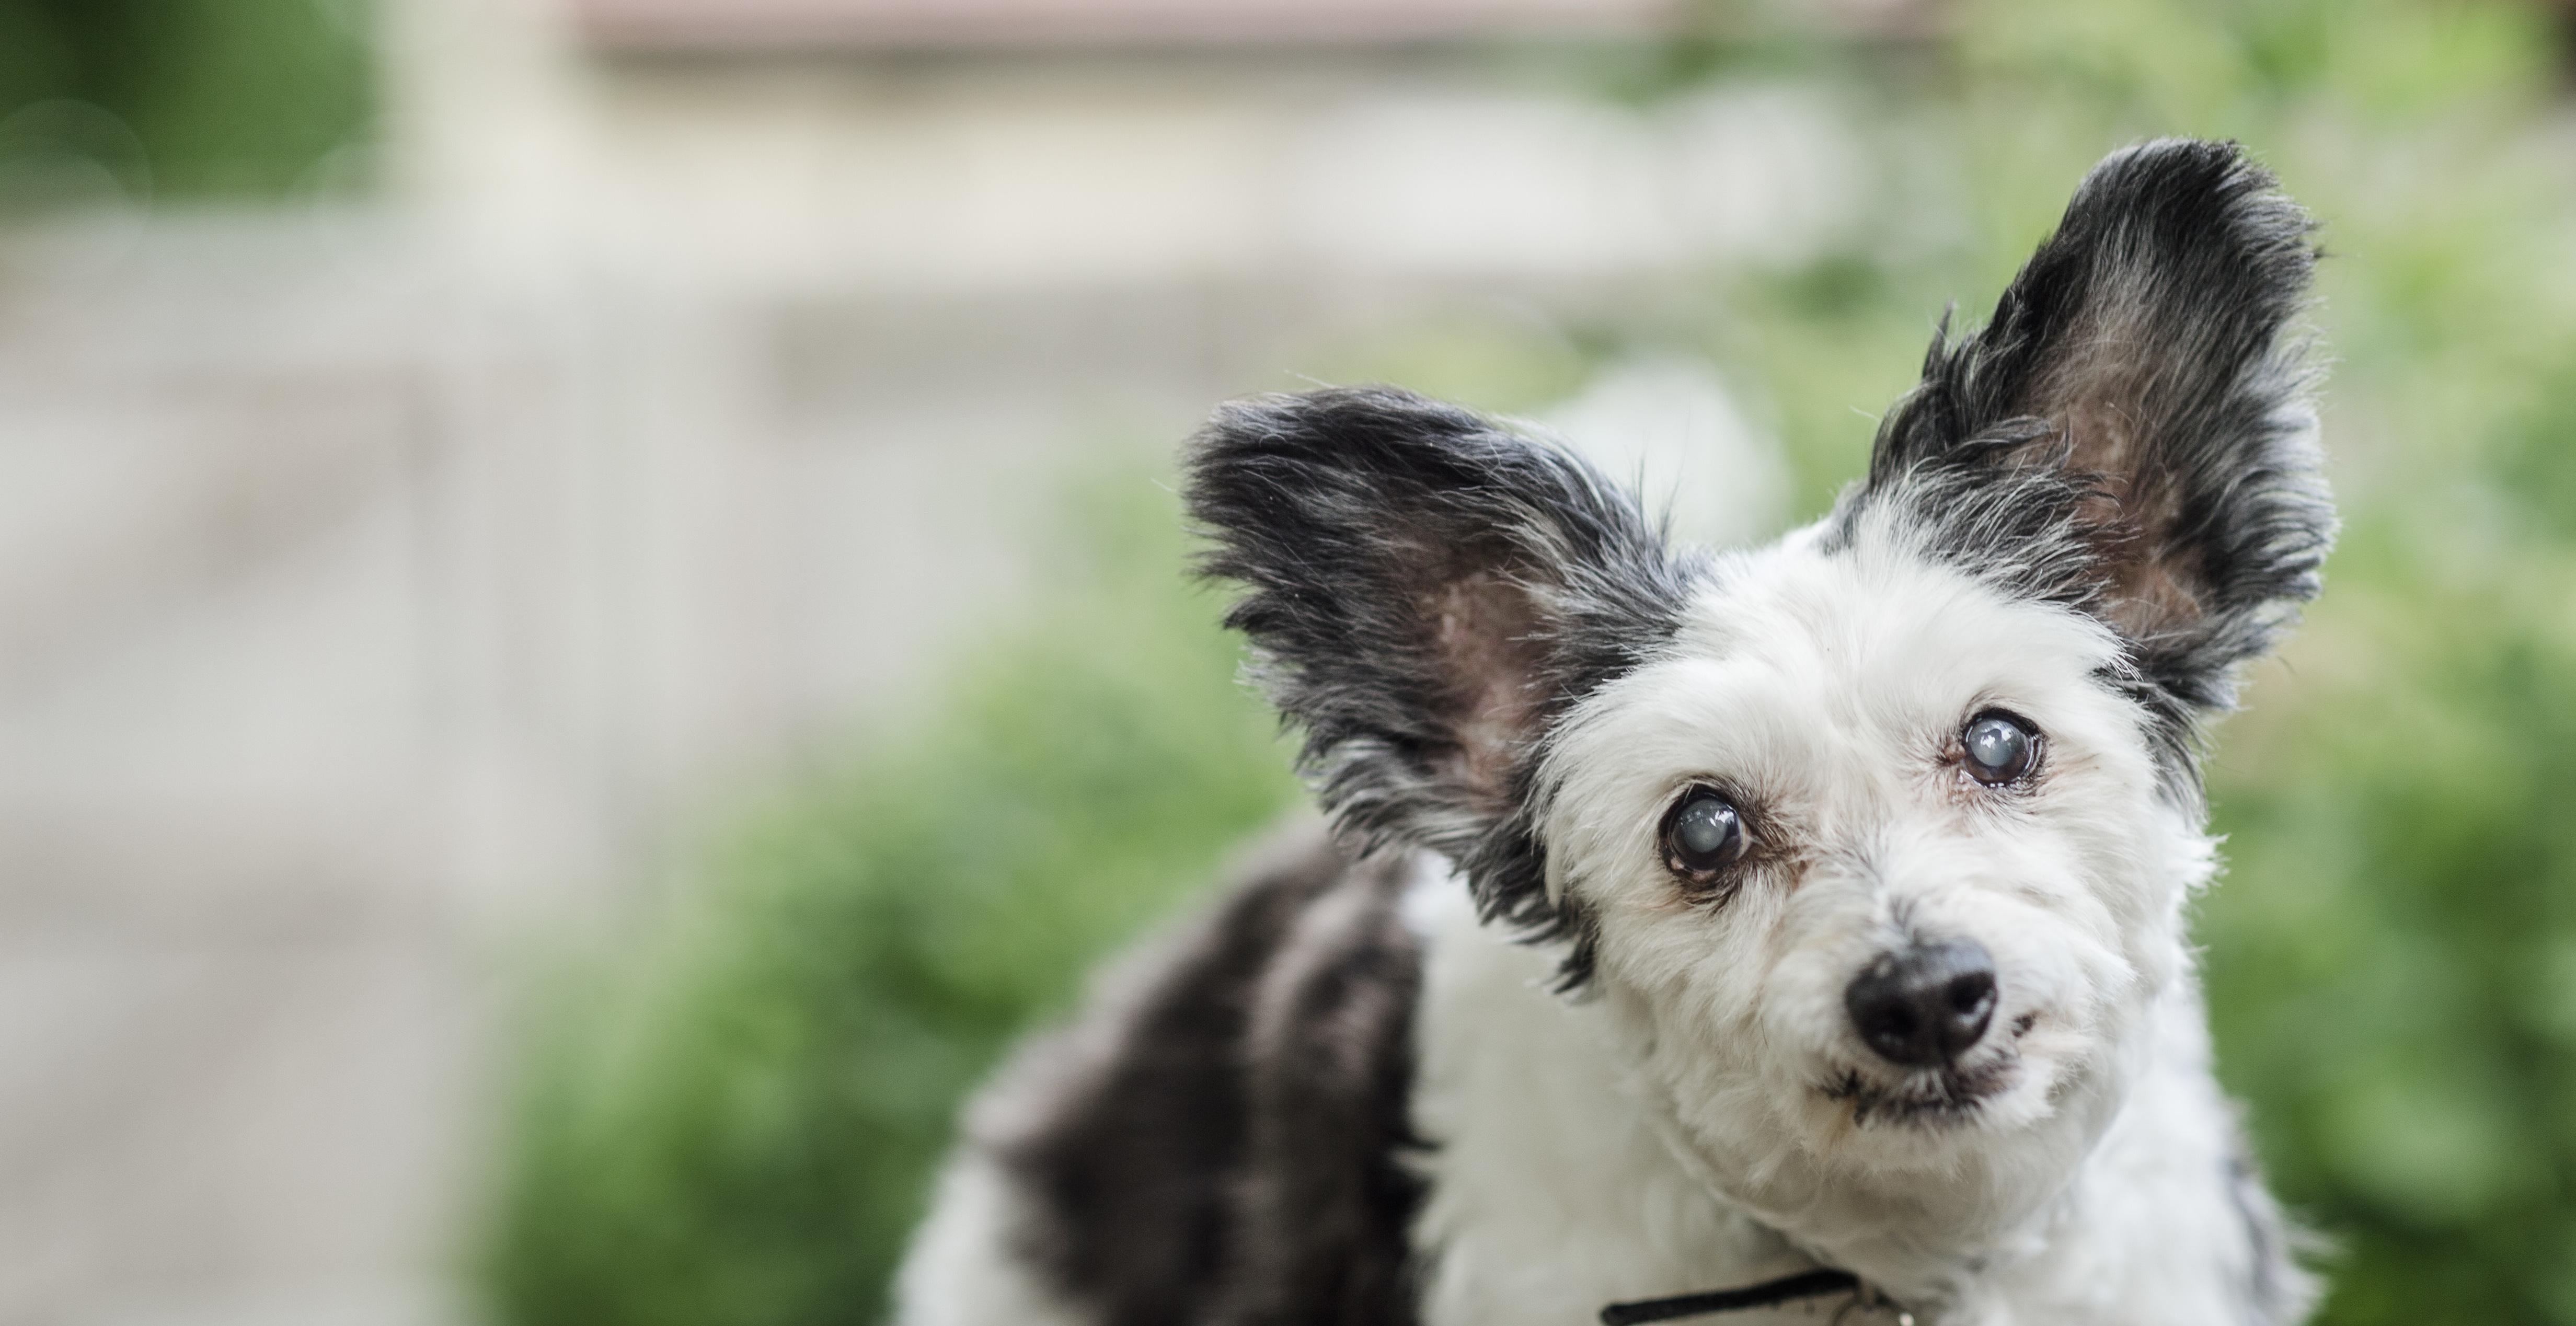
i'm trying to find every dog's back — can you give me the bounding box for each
[896,822,1426,1326]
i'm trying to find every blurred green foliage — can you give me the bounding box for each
[0,0,372,204]
[484,483,1301,1326]
[484,1,2576,1323]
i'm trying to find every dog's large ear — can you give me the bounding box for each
[1185,387,1697,974]
[1859,138,2334,732]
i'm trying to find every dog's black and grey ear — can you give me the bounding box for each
[1184,387,1696,969]
[1861,138,2334,722]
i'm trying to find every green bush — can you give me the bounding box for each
[481,485,1300,1326]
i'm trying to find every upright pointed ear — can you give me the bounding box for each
[1184,386,1698,974]
[1858,138,2335,730]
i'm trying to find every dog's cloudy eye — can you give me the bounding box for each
[1661,787,1748,879]
[1962,711,2041,786]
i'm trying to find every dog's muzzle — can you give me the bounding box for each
[1845,940,1997,1068]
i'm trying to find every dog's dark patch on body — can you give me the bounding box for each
[978,825,1425,1326]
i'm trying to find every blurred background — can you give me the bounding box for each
[3,1,2575,1323]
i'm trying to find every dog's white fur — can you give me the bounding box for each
[1408,509,2306,1325]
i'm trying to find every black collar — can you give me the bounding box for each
[1601,1269,1913,1325]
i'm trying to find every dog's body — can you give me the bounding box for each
[898,140,2332,1326]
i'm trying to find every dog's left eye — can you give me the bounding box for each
[1661,787,1749,880]
[1962,710,2042,785]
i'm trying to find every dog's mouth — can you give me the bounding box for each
[1819,1054,2019,1127]
[1816,1006,2045,1127]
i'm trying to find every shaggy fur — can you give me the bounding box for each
[900,823,1425,1326]
[898,139,2333,1326]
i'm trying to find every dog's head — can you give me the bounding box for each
[1186,141,2329,1180]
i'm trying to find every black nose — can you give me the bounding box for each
[1845,940,1998,1068]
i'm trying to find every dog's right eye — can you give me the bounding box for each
[1661,787,1749,883]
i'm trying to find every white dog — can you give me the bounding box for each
[898,138,2331,1326]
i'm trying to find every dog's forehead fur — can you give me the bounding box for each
[1540,527,2153,894]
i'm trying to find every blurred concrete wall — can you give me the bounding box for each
[0,2,1857,1321]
